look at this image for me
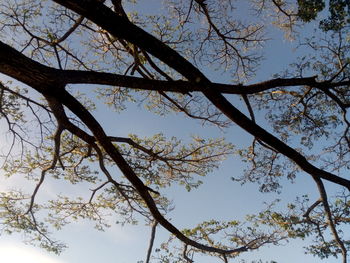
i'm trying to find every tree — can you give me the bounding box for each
[0,0,349,262]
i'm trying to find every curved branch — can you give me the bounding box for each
[43,86,250,255]
[50,0,350,191]
[26,125,64,214]
[313,177,347,263]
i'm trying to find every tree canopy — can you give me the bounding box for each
[0,0,349,262]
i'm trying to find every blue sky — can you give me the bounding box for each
[0,86,338,262]
[0,0,345,263]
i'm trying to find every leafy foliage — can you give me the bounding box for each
[0,0,349,262]
[297,0,350,31]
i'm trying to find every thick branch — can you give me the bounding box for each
[50,0,350,191]
[1,41,349,97]
[145,221,158,263]
[39,85,250,255]
[55,71,350,95]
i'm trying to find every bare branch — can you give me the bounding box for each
[145,221,158,263]
[312,177,348,263]
[26,125,64,214]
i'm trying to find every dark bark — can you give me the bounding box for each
[1,41,348,96]
[50,0,350,191]
[0,0,349,258]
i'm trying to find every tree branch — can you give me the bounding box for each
[38,85,251,255]
[313,177,348,263]
[1,40,349,97]
[50,0,350,191]
[145,221,158,263]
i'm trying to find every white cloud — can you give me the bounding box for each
[0,243,65,263]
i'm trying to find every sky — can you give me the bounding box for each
[0,86,338,263]
[0,242,64,263]
[0,0,345,263]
